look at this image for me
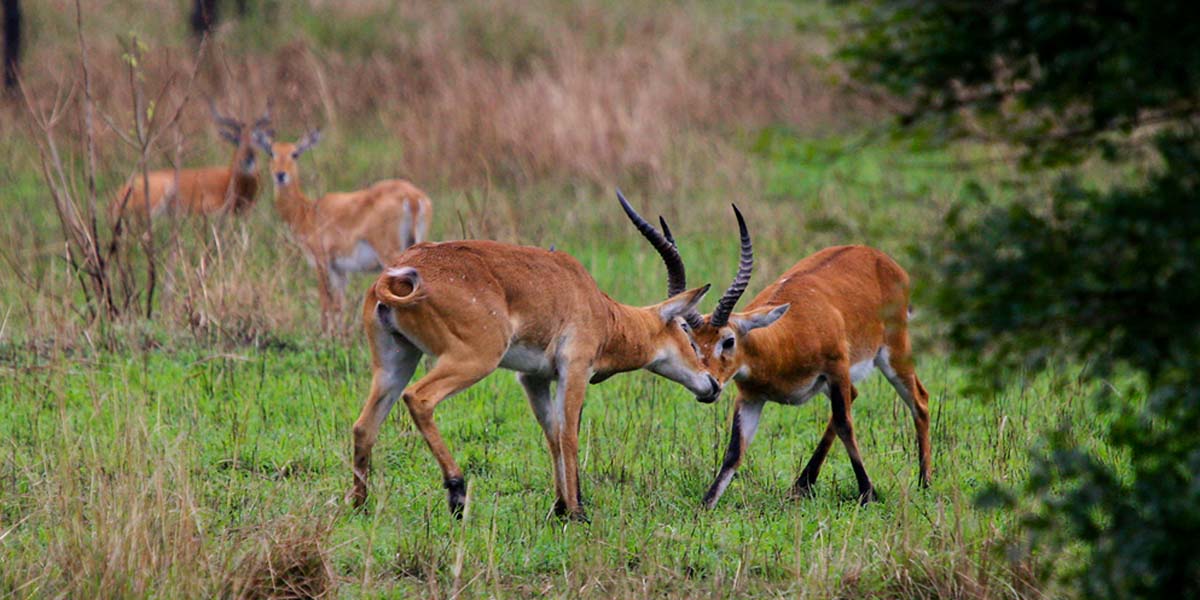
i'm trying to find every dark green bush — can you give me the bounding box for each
[843,1,1200,595]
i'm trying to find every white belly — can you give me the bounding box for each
[778,353,877,405]
[849,354,876,383]
[780,375,826,406]
[499,342,553,376]
[333,241,381,273]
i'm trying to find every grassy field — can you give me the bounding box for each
[1,338,1119,598]
[0,1,1138,598]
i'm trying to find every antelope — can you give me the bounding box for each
[253,128,433,330]
[673,207,930,507]
[110,102,268,222]
[348,192,721,521]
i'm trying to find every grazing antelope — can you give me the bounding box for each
[674,207,930,507]
[110,103,268,222]
[253,128,433,330]
[348,192,721,521]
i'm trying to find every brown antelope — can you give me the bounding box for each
[253,128,433,330]
[348,192,721,521]
[672,207,930,507]
[110,103,268,222]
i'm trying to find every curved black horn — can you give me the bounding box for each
[208,99,242,130]
[252,101,272,132]
[615,190,704,329]
[709,204,753,328]
[617,189,687,297]
[659,216,676,248]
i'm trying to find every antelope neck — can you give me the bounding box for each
[274,180,316,234]
[592,301,664,375]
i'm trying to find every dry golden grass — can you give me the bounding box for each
[1,0,882,347]
[5,0,869,190]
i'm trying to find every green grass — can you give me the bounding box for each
[0,337,1125,597]
[0,82,1128,597]
[0,124,1135,595]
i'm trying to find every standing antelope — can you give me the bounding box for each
[253,128,433,330]
[669,207,930,507]
[349,192,721,521]
[110,103,268,222]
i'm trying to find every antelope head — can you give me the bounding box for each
[681,205,789,394]
[254,127,321,187]
[617,191,722,403]
[210,101,269,176]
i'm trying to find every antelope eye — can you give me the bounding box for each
[721,337,735,351]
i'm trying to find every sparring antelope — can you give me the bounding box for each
[348,192,721,521]
[110,102,268,222]
[253,128,433,330]
[671,207,930,507]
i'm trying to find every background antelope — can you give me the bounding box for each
[349,192,720,521]
[109,102,268,222]
[670,208,930,507]
[254,128,433,330]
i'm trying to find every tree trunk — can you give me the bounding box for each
[2,0,20,91]
[190,0,218,39]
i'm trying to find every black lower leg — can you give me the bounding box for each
[444,476,467,518]
[702,411,742,506]
[792,454,824,497]
[850,461,878,504]
[830,380,875,504]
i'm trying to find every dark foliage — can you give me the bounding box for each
[935,133,1200,380]
[844,1,1200,596]
[844,1,1200,168]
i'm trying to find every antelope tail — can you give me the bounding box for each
[376,266,424,306]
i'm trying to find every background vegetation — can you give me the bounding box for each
[845,1,1200,597]
[0,0,1173,597]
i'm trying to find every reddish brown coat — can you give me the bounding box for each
[263,135,433,331]
[691,245,931,507]
[350,239,718,520]
[110,116,262,221]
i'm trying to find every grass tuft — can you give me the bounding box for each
[226,514,336,600]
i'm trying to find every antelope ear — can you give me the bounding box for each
[294,129,322,156]
[729,304,789,333]
[658,284,710,323]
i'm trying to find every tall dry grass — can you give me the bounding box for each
[5,0,868,190]
[1,0,876,346]
[0,392,336,598]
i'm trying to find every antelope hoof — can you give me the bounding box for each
[858,487,879,506]
[349,483,369,511]
[552,499,590,523]
[445,477,467,519]
[789,482,817,500]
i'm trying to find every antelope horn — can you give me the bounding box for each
[252,100,272,132]
[659,216,676,248]
[657,214,705,329]
[208,99,243,131]
[615,190,703,329]
[709,204,753,328]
